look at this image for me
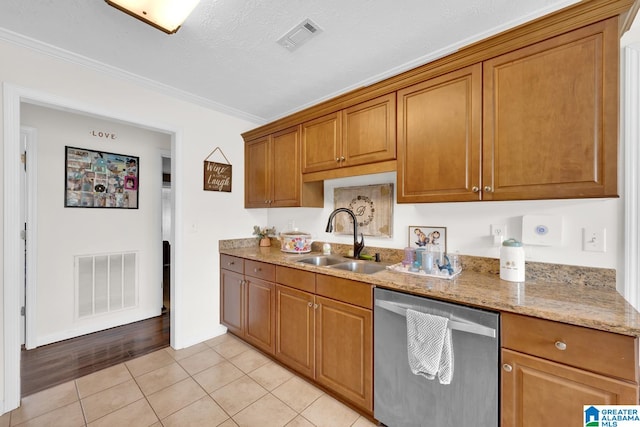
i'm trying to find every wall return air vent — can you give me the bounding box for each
[277,18,323,51]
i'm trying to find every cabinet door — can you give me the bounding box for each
[270,126,301,207]
[302,112,342,173]
[220,269,244,336]
[245,136,270,207]
[502,349,639,427]
[397,64,482,203]
[275,284,315,378]
[244,277,275,354]
[483,18,618,201]
[315,296,372,412]
[342,93,396,167]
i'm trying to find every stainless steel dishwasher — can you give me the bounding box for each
[374,288,499,427]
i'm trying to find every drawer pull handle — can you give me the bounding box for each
[254,268,260,273]
[228,261,235,265]
[503,364,513,372]
[555,341,567,351]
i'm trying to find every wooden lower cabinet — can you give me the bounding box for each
[501,312,639,426]
[220,256,276,354]
[274,267,374,414]
[315,295,372,411]
[244,277,275,354]
[220,268,244,336]
[275,284,315,378]
[502,349,639,427]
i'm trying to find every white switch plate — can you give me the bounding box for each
[583,227,606,252]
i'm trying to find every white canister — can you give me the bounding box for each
[500,239,525,282]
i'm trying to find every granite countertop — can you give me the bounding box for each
[219,241,640,337]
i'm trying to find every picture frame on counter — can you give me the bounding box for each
[409,225,446,252]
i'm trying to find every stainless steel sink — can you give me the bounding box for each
[296,255,349,266]
[296,255,387,275]
[328,261,387,274]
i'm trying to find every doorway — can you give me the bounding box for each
[162,153,172,313]
[3,84,183,412]
[19,126,37,350]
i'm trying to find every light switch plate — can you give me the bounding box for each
[583,227,606,252]
[521,215,563,246]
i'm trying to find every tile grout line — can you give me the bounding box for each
[73,380,88,427]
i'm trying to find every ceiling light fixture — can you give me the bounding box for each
[105,0,200,34]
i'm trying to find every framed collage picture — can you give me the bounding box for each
[65,146,139,209]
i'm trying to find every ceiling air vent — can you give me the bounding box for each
[277,18,323,52]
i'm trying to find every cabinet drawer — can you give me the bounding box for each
[316,275,372,309]
[220,255,243,274]
[245,260,275,281]
[276,266,315,293]
[502,312,638,382]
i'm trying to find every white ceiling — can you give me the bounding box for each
[0,0,580,123]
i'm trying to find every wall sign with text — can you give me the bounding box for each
[203,147,232,192]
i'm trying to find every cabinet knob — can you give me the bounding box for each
[313,303,319,309]
[228,261,234,265]
[307,302,313,307]
[336,158,340,162]
[340,156,345,161]
[503,363,513,372]
[484,186,493,192]
[254,268,260,273]
[555,341,567,351]
[472,186,479,193]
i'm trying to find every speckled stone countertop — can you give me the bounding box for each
[219,239,640,337]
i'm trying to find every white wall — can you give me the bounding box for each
[21,104,170,346]
[267,172,620,268]
[0,39,265,410]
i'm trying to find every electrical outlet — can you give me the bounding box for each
[491,224,507,245]
[583,227,606,252]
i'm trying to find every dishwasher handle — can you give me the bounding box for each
[375,299,497,339]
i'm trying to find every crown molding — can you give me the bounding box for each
[0,27,266,125]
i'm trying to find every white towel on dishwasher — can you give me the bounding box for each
[406,308,454,384]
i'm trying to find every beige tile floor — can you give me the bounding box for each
[1,334,377,427]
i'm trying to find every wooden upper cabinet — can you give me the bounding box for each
[302,93,396,174]
[244,135,270,208]
[302,112,342,173]
[245,126,323,208]
[483,17,618,201]
[342,93,396,167]
[397,64,482,203]
[271,126,302,207]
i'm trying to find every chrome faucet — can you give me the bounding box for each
[325,208,365,259]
